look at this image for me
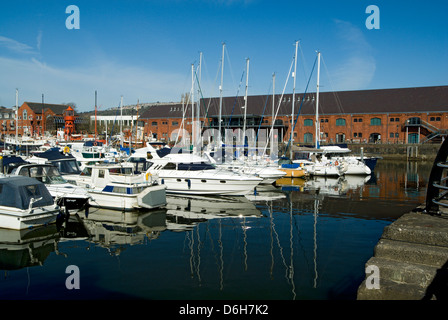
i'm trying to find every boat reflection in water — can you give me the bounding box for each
[0,225,60,272]
[165,194,262,232]
[80,208,167,254]
[275,175,371,196]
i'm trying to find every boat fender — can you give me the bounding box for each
[335,160,339,166]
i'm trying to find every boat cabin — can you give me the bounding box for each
[80,164,144,189]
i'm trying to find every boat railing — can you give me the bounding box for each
[424,138,448,215]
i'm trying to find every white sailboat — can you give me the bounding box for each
[296,51,370,176]
[209,58,286,184]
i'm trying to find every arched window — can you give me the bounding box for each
[304,132,313,143]
[370,118,381,126]
[336,118,346,126]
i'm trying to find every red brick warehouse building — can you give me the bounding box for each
[138,85,448,145]
[15,102,82,137]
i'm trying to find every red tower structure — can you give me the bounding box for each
[64,106,75,141]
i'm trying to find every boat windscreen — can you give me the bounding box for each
[54,160,81,175]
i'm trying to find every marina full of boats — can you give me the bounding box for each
[0,135,377,231]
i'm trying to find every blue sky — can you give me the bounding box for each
[0,0,447,112]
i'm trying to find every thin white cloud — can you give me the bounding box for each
[0,35,36,54]
[36,31,43,51]
[328,20,376,91]
[0,56,189,110]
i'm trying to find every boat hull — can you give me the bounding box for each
[278,168,307,178]
[56,196,90,210]
[88,185,166,211]
[0,206,60,230]
[158,176,261,196]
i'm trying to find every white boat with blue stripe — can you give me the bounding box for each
[64,163,166,211]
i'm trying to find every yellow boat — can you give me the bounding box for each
[278,167,308,178]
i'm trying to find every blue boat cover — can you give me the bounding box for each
[0,176,54,209]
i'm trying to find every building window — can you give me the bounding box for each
[390,133,394,138]
[304,119,313,126]
[370,118,381,126]
[336,118,346,126]
[151,121,157,126]
[172,121,179,126]
[304,132,313,143]
[23,110,27,120]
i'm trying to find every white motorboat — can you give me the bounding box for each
[64,163,166,211]
[0,176,61,230]
[129,145,263,196]
[10,163,91,213]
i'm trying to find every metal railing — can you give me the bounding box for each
[425,137,448,215]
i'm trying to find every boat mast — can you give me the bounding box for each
[243,58,249,154]
[315,51,321,149]
[95,90,97,141]
[197,52,202,154]
[218,42,225,145]
[290,40,298,160]
[120,95,123,141]
[191,63,195,154]
[136,99,139,147]
[271,73,275,157]
[15,89,18,147]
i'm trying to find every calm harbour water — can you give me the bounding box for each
[0,160,433,300]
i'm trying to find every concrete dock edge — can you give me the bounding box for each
[357,211,448,300]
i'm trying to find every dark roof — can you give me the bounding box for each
[24,102,71,115]
[139,103,209,120]
[205,85,448,117]
[140,86,448,119]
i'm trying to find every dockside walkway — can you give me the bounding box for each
[357,207,448,300]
